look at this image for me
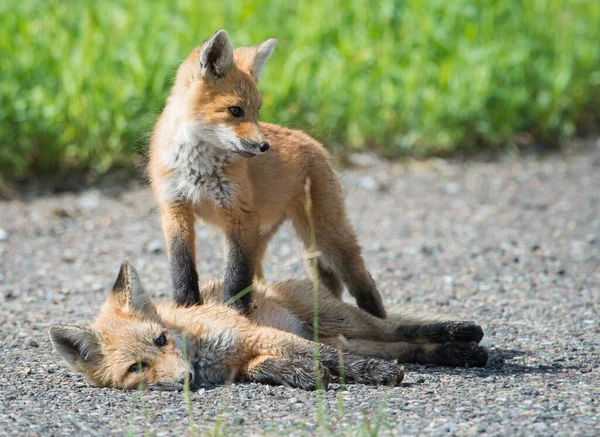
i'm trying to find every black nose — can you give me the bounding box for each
[259,142,270,152]
[179,370,195,386]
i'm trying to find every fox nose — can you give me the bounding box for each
[259,142,270,153]
[179,369,195,387]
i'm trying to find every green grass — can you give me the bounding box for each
[1,0,599,181]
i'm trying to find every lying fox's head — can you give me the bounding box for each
[175,29,277,158]
[49,261,193,391]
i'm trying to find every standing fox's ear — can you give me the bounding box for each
[49,325,101,369]
[197,29,234,78]
[234,38,277,82]
[109,260,158,319]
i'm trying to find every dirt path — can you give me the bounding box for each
[1,146,599,436]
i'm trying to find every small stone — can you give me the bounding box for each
[358,176,378,191]
[347,152,381,168]
[443,182,460,194]
[62,251,77,263]
[421,245,435,256]
[53,208,72,219]
[0,228,8,241]
[79,192,100,210]
[26,338,39,348]
[146,239,163,254]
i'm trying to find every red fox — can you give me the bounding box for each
[49,261,488,391]
[148,29,386,317]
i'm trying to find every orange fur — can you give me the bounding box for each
[49,262,487,391]
[149,29,385,317]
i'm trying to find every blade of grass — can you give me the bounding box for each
[181,331,196,436]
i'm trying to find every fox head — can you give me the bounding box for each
[175,29,277,158]
[49,261,193,391]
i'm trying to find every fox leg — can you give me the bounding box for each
[252,220,283,282]
[323,337,488,367]
[160,202,201,306]
[314,303,484,344]
[288,192,386,318]
[266,280,485,344]
[222,213,260,314]
[313,297,484,344]
[391,319,485,344]
[243,356,330,390]
[245,326,402,386]
[306,259,343,298]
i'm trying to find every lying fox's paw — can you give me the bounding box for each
[286,359,331,390]
[439,321,484,343]
[396,320,484,344]
[250,357,331,390]
[422,341,489,367]
[343,357,404,386]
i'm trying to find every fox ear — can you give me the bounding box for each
[49,325,101,368]
[235,38,277,82]
[197,29,234,78]
[110,260,158,319]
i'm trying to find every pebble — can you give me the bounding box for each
[347,152,381,168]
[0,228,8,241]
[61,251,77,263]
[145,239,163,254]
[358,176,378,191]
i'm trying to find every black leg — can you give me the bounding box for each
[316,346,403,386]
[223,235,254,314]
[246,358,330,390]
[170,234,201,306]
[395,321,484,344]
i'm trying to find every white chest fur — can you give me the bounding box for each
[160,127,235,206]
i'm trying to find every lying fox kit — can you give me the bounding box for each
[49,261,488,391]
[148,29,386,317]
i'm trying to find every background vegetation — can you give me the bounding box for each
[1,0,599,181]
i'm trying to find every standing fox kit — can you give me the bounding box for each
[49,261,487,391]
[149,30,385,317]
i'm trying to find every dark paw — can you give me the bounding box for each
[395,320,484,343]
[431,342,489,367]
[441,321,484,343]
[345,358,404,386]
[293,361,330,390]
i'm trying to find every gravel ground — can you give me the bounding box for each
[1,145,599,436]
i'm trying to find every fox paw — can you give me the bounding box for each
[286,360,331,391]
[427,341,489,367]
[345,358,404,386]
[395,320,484,344]
[440,321,484,343]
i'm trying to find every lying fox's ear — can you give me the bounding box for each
[197,29,234,78]
[235,38,277,82]
[49,325,101,368]
[109,260,158,319]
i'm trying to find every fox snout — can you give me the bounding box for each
[239,138,269,156]
[179,367,196,387]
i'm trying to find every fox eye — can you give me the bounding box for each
[128,362,148,373]
[155,333,167,347]
[228,106,244,118]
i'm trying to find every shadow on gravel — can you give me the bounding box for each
[404,348,590,378]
